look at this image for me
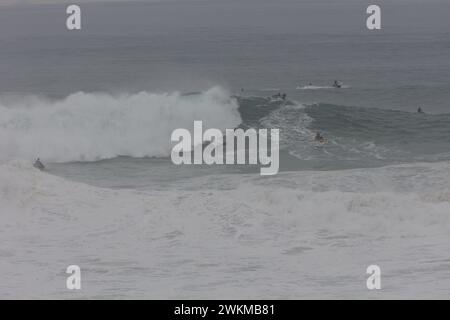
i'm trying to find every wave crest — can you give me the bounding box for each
[0,87,241,162]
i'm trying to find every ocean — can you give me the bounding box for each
[1,0,450,299]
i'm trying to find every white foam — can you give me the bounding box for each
[0,87,241,163]
[296,85,351,90]
[1,160,450,298]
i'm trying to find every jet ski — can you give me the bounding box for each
[33,158,45,171]
[332,80,342,88]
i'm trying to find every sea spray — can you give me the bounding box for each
[0,87,241,163]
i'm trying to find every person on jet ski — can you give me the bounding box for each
[272,93,281,99]
[333,80,341,88]
[33,158,45,171]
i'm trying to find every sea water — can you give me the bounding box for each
[1,0,450,299]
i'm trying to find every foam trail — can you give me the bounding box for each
[296,85,351,90]
[0,87,241,163]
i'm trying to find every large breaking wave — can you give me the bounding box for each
[237,97,450,170]
[3,88,450,169]
[0,87,241,162]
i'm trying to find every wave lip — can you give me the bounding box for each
[0,87,241,163]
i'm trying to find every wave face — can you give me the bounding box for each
[0,87,241,162]
[2,89,449,169]
[304,104,450,162]
[237,97,450,169]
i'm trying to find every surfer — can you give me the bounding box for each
[417,107,424,114]
[281,93,287,100]
[33,158,45,171]
[314,131,326,144]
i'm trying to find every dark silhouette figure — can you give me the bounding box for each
[33,158,45,171]
[333,80,341,88]
[315,131,326,143]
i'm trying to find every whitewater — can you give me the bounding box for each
[0,87,241,162]
[2,158,450,299]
